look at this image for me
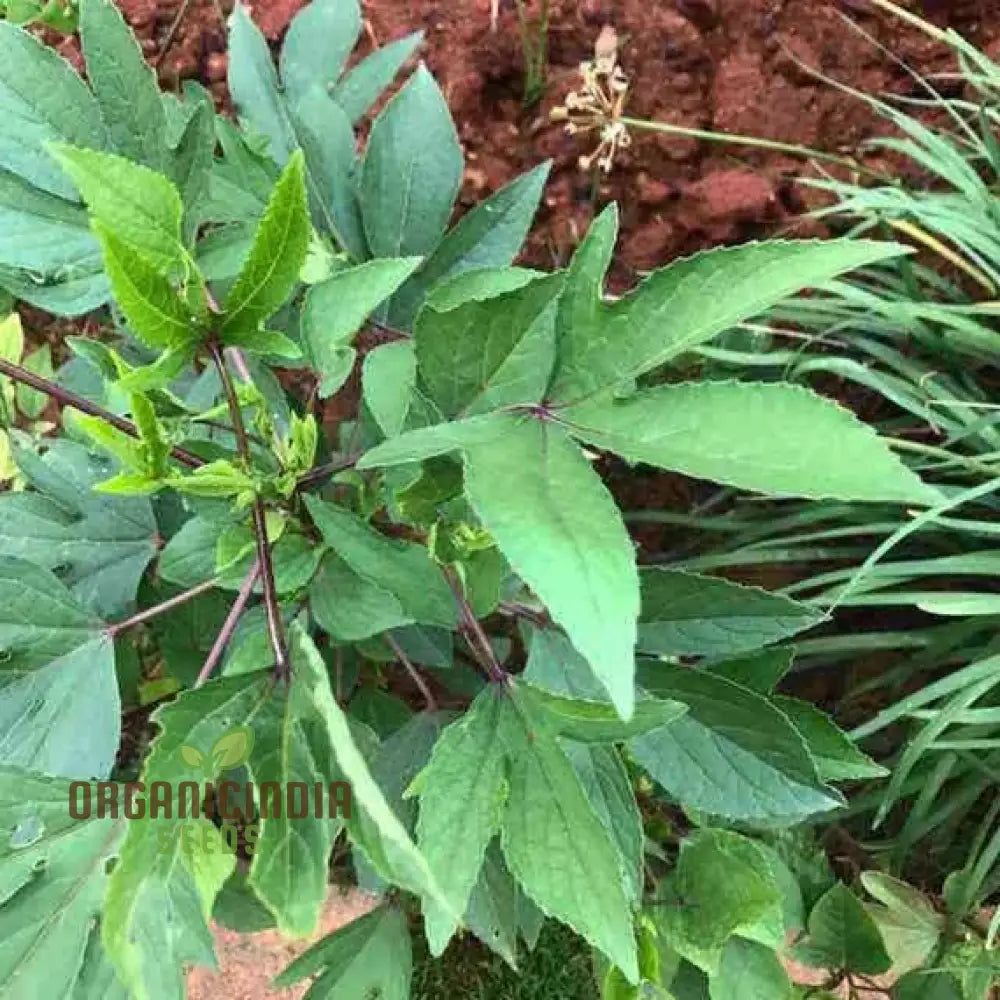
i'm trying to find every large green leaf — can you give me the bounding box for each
[0,558,119,779]
[464,842,520,966]
[637,569,820,658]
[304,496,456,626]
[247,631,346,937]
[568,381,939,505]
[363,341,416,438]
[631,663,842,823]
[415,270,563,418]
[792,883,892,976]
[0,20,106,198]
[301,257,421,396]
[289,87,366,257]
[279,0,361,106]
[309,552,412,641]
[274,905,412,999]
[0,767,126,1000]
[652,829,785,975]
[227,4,296,164]
[708,938,792,1000]
[48,145,184,273]
[3,437,157,618]
[388,162,551,327]
[291,626,456,918]
[562,743,644,903]
[221,150,310,340]
[360,65,462,257]
[356,412,510,468]
[549,220,909,402]
[0,168,100,275]
[330,31,422,123]
[462,416,639,719]
[498,683,639,982]
[95,222,198,351]
[79,0,168,171]
[103,674,274,1000]
[773,697,887,783]
[413,688,509,955]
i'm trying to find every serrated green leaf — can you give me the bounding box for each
[356,412,509,468]
[291,625,457,920]
[0,167,100,277]
[273,905,412,998]
[305,496,456,627]
[48,145,184,273]
[301,257,421,396]
[3,438,157,617]
[414,688,509,955]
[568,381,939,505]
[79,0,168,171]
[522,624,607,700]
[95,222,198,351]
[170,94,215,239]
[792,883,891,975]
[464,842,519,967]
[0,558,119,780]
[704,648,793,694]
[361,65,462,257]
[499,683,639,982]
[0,20,106,198]
[0,767,125,1000]
[103,674,274,1000]
[0,264,108,317]
[562,743,644,903]
[774,697,888,783]
[310,552,412,641]
[520,684,686,743]
[631,663,841,823]
[462,416,639,719]
[227,3,297,164]
[280,0,361,106]
[331,31,423,123]
[637,569,821,658]
[221,150,310,339]
[415,270,563,418]
[652,828,785,975]
[388,162,551,327]
[247,635,346,937]
[549,225,910,402]
[363,341,416,438]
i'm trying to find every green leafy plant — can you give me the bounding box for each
[0,1,969,998]
[0,0,76,31]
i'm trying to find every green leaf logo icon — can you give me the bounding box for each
[180,745,204,769]
[210,725,255,771]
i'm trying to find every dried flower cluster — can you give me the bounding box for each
[551,25,631,172]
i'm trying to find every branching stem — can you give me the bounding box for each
[0,357,203,469]
[105,576,218,639]
[444,567,508,684]
[195,560,262,688]
[206,339,290,682]
[385,631,437,711]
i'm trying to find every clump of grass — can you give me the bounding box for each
[412,921,597,1000]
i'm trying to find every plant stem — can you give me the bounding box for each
[444,567,508,684]
[206,340,290,682]
[195,560,262,688]
[0,357,203,469]
[619,116,892,179]
[105,577,219,639]
[295,454,359,491]
[385,631,437,711]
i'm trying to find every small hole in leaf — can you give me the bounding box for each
[104,857,117,876]
[0,649,13,664]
